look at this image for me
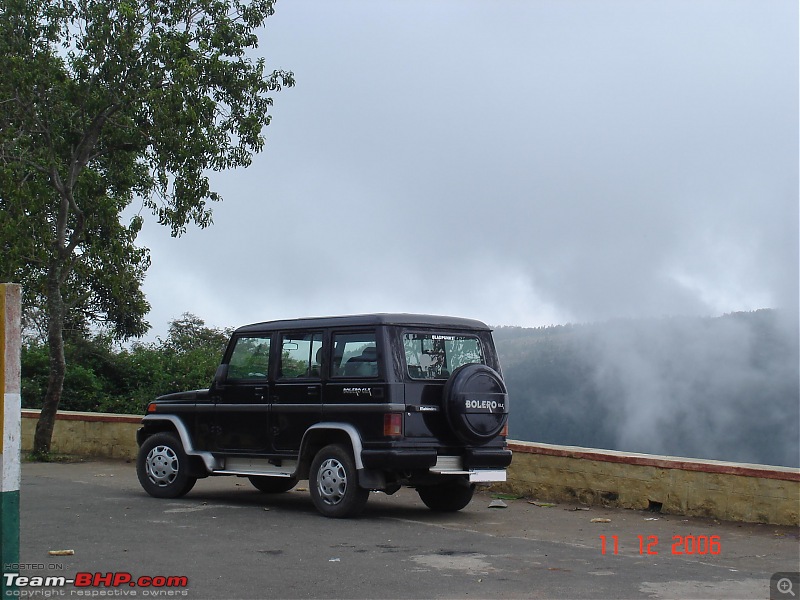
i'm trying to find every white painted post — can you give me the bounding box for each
[0,284,21,597]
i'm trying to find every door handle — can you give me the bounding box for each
[307,386,319,396]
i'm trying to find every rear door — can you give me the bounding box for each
[401,330,487,442]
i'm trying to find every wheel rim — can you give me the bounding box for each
[316,458,347,506]
[145,444,179,487]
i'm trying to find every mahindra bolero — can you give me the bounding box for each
[136,314,511,518]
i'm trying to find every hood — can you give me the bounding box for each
[155,389,210,402]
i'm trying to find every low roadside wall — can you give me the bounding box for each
[20,410,800,526]
[22,409,140,460]
[502,441,799,527]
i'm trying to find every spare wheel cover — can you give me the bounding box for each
[443,364,509,445]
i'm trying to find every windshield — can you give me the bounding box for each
[403,333,484,380]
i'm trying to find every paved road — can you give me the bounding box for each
[8,459,799,599]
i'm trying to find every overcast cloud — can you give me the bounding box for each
[129,0,799,339]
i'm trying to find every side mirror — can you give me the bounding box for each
[212,364,229,389]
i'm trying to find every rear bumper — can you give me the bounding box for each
[360,447,512,471]
[464,447,513,469]
[360,449,437,470]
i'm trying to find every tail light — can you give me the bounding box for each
[383,413,403,437]
[500,421,508,438]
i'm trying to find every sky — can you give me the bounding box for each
[128,0,799,340]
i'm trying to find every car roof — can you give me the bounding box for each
[234,313,491,334]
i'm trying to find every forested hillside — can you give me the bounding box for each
[494,309,799,468]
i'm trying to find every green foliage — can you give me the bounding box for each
[20,342,49,409]
[0,0,293,454]
[0,0,293,338]
[21,314,230,415]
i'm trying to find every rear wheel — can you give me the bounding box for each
[248,476,297,494]
[137,432,197,499]
[417,480,475,512]
[309,444,369,518]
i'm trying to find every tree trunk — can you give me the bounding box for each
[33,262,66,456]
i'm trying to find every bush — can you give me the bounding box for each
[21,314,230,415]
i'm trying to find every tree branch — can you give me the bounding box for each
[68,103,121,189]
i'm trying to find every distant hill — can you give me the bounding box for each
[494,309,799,468]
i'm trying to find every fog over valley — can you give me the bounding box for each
[496,310,799,468]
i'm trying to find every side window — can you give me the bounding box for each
[280,332,323,379]
[331,332,378,378]
[403,333,484,379]
[227,337,271,380]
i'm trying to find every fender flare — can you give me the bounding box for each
[140,414,221,473]
[300,422,365,469]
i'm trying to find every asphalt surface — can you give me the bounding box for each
[7,459,800,600]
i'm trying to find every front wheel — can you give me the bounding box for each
[417,480,475,512]
[137,432,197,499]
[309,444,369,518]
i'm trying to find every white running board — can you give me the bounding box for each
[213,457,298,478]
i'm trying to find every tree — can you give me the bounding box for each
[0,0,294,455]
[20,314,232,416]
[163,312,230,356]
[157,313,231,393]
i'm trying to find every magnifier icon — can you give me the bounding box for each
[778,578,796,597]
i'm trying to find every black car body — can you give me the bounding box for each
[136,314,511,517]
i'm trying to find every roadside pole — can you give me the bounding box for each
[0,284,21,598]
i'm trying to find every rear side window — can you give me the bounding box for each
[280,332,323,379]
[332,332,378,378]
[403,333,484,380]
[228,337,271,380]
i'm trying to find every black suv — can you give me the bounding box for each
[136,314,511,518]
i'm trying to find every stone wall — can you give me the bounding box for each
[22,410,140,460]
[502,441,799,526]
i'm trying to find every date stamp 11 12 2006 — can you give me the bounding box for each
[599,534,721,556]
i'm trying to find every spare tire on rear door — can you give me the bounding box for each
[442,364,509,445]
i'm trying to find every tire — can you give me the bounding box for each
[248,476,297,494]
[417,480,475,512]
[443,364,509,445]
[309,444,369,518]
[137,432,197,499]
